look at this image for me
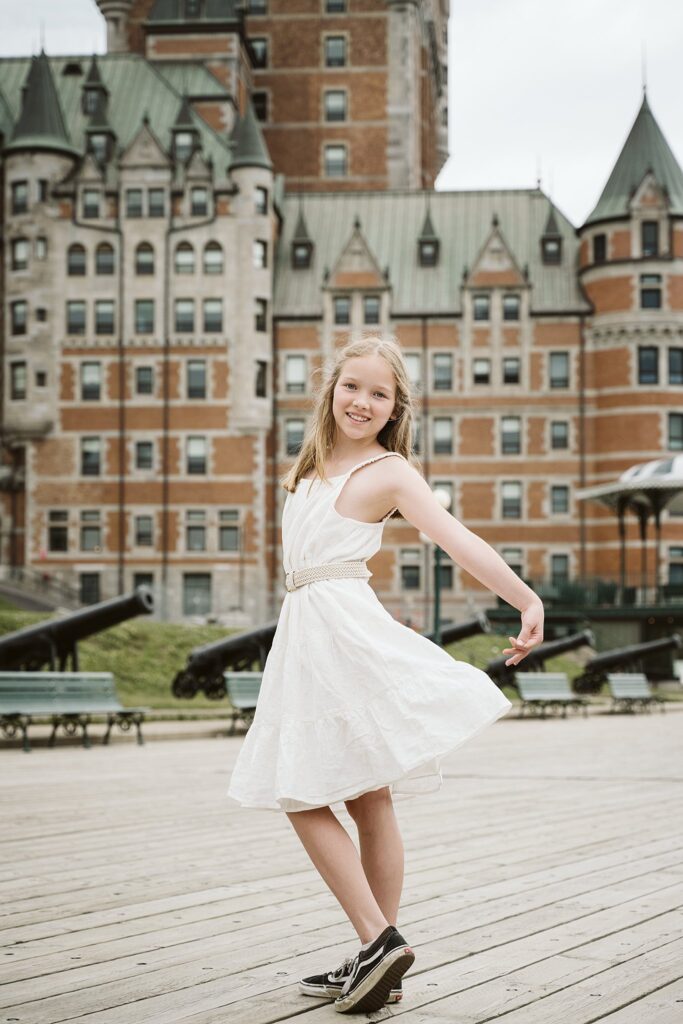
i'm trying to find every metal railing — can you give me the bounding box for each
[498,575,683,609]
[0,566,82,609]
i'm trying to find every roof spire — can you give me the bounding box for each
[5,51,78,157]
[229,97,272,171]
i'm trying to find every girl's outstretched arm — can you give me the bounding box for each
[391,462,544,666]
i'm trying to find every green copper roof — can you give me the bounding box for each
[275,190,589,317]
[148,0,241,22]
[229,98,272,170]
[4,50,79,157]
[584,93,683,226]
[0,53,232,171]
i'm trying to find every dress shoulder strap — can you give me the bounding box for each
[343,450,406,479]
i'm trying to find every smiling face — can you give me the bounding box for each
[332,353,397,443]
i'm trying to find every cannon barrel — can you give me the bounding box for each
[0,586,154,671]
[423,610,491,645]
[172,619,279,700]
[485,629,595,687]
[574,633,682,693]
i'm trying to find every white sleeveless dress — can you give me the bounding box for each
[227,451,512,812]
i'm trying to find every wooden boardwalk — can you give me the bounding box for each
[1,705,682,1023]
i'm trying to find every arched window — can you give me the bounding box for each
[175,241,195,274]
[136,242,154,275]
[67,243,86,276]
[203,241,223,274]
[95,243,115,275]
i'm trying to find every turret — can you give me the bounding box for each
[94,0,133,54]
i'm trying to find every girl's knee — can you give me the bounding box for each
[344,786,392,822]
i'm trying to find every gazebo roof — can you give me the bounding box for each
[576,456,683,513]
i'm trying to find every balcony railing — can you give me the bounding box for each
[498,575,683,609]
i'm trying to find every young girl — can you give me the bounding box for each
[227,334,544,1014]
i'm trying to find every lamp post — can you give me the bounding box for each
[419,486,453,646]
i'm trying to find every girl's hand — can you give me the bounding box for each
[502,600,544,667]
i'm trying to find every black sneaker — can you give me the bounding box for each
[299,954,402,1003]
[334,925,414,1014]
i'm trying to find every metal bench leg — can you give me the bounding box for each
[1,715,32,752]
[103,715,114,745]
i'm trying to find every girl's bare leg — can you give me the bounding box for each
[285,804,389,943]
[345,787,404,927]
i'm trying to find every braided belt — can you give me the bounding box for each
[285,560,371,592]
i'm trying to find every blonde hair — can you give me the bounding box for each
[281,332,421,493]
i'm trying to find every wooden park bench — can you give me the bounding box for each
[0,672,148,752]
[516,672,589,718]
[224,671,263,734]
[607,673,666,714]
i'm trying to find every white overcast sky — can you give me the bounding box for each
[1,0,682,227]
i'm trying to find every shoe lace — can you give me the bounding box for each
[330,955,356,982]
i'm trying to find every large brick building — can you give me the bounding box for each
[2,1,683,627]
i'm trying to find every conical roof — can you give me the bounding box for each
[584,93,683,226]
[293,205,311,242]
[230,98,272,171]
[542,204,561,237]
[173,94,195,129]
[5,50,79,157]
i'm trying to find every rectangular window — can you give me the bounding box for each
[187,359,207,399]
[253,239,268,268]
[135,299,154,334]
[641,273,662,309]
[433,417,452,455]
[133,572,154,591]
[11,238,29,271]
[80,511,101,552]
[66,301,86,335]
[502,547,523,577]
[551,553,569,584]
[503,294,520,321]
[503,356,520,384]
[10,361,27,400]
[80,572,101,605]
[256,358,267,397]
[433,353,453,390]
[638,346,659,384]
[148,188,165,217]
[542,237,562,264]
[135,366,154,395]
[81,437,101,476]
[255,186,268,215]
[135,440,153,470]
[48,510,68,553]
[325,35,346,66]
[250,37,267,68]
[404,353,421,388]
[326,0,346,10]
[324,90,347,122]
[669,347,683,385]
[219,509,240,552]
[363,295,380,324]
[81,361,101,401]
[473,357,490,384]
[333,295,350,325]
[549,351,569,388]
[253,91,268,121]
[400,548,421,590]
[83,189,100,218]
[204,299,223,331]
[286,418,305,456]
[669,413,683,450]
[11,300,28,335]
[247,0,267,11]
[38,179,48,202]
[473,294,490,320]
[186,510,206,552]
[641,220,659,257]
[187,435,207,474]
[35,236,47,260]
[285,354,306,393]
[135,515,153,546]
[11,180,28,214]
[324,144,347,177]
[175,299,195,333]
[502,481,522,518]
[174,131,194,162]
[95,300,114,335]
[126,188,143,217]
[191,187,208,216]
[551,485,569,514]
[182,573,211,616]
[551,421,569,449]
[501,416,521,454]
[593,233,607,263]
[255,297,267,332]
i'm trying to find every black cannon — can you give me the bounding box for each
[172,618,279,700]
[0,586,154,672]
[574,633,683,694]
[485,628,596,688]
[423,610,491,645]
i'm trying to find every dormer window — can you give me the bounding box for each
[174,131,194,163]
[419,239,439,266]
[83,89,99,115]
[541,236,562,264]
[642,221,659,258]
[292,241,312,269]
[89,133,108,163]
